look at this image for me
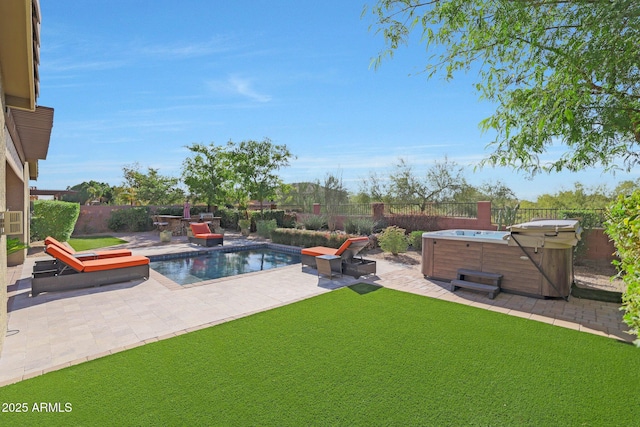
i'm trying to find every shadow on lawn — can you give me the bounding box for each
[348,283,382,295]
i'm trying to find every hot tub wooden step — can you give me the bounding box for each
[457,269,503,282]
[451,279,500,299]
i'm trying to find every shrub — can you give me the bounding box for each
[31,200,80,241]
[409,231,426,250]
[378,226,408,255]
[344,217,376,235]
[386,214,437,233]
[215,207,241,229]
[605,191,640,346]
[107,207,153,232]
[271,228,355,248]
[249,210,294,228]
[256,219,277,238]
[302,215,328,231]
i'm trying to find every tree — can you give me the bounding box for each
[121,163,184,205]
[62,181,114,205]
[366,1,640,175]
[321,171,349,231]
[388,157,463,211]
[227,138,295,213]
[181,143,232,210]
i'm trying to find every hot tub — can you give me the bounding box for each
[421,220,581,298]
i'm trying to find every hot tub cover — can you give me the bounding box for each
[507,219,582,249]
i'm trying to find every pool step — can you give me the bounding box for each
[451,269,502,299]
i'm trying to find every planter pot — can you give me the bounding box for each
[160,230,172,242]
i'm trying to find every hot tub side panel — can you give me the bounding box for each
[422,238,482,280]
[422,236,573,298]
[480,244,543,296]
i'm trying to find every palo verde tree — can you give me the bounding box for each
[181,143,232,210]
[365,0,640,174]
[227,138,295,214]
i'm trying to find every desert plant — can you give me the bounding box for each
[344,217,376,235]
[378,226,409,255]
[302,215,328,231]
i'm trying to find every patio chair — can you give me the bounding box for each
[31,244,150,297]
[301,236,370,269]
[44,236,132,260]
[152,215,169,232]
[188,222,223,247]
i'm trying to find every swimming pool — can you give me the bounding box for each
[149,245,301,285]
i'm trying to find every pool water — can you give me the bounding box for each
[150,248,301,285]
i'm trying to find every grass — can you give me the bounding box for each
[0,285,638,426]
[67,236,128,252]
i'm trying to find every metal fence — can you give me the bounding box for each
[491,208,607,227]
[384,202,478,218]
[280,202,479,218]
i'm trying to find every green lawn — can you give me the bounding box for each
[0,284,638,426]
[67,236,128,252]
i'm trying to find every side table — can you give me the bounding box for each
[316,254,342,279]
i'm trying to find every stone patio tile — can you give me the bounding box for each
[1,233,633,385]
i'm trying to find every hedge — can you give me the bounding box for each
[271,228,360,248]
[605,191,640,346]
[31,200,80,242]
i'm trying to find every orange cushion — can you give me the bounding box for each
[194,233,223,239]
[335,237,369,255]
[45,244,85,272]
[45,236,76,254]
[301,247,339,257]
[82,256,150,272]
[94,249,132,258]
[190,223,211,234]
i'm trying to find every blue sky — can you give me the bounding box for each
[35,0,635,201]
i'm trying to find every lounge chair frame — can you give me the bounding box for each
[32,264,149,297]
[188,222,223,247]
[301,237,370,269]
[31,245,149,297]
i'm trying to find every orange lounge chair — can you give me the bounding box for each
[44,236,132,260]
[301,236,370,269]
[32,244,150,297]
[189,223,223,247]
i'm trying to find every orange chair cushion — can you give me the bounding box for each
[302,237,370,257]
[44,236,132,258]
[82,256,150,272]
[194,233,223,239]
[45,236,76,254]
[45,244,86,272]
[190,223,212,234]
[335,237,369,255]
[301,246,339,257]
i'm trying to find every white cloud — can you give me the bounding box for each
[207,75,272,103]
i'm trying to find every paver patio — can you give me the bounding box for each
[1,232,632,386]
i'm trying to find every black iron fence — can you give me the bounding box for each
[384,202,478,218]
[491,208,607,227]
